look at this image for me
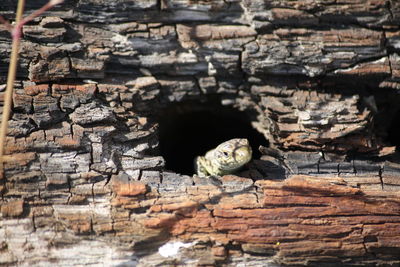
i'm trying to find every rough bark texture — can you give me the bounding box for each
[1,0,400,266]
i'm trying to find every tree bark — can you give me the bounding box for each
[1,1,400,266]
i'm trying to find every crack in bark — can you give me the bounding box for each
[387,1,395,20]
[66,173,72,204]
[379,166,384,190]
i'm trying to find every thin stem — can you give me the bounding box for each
[0,0,25,174]
[13,1,64,39]
[0,0,64,177]
[19,3,56,29]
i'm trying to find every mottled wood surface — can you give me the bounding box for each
[1,1,400,266]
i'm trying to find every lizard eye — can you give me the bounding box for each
[222,151,229,157]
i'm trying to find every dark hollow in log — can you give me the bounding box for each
[387,108,400,148]
[157,99,268,175]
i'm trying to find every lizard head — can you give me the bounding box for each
[213,138,252,173]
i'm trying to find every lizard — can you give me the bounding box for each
[195,138,252,177]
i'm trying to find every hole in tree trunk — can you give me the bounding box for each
[374,91,400,152]
[387,109,400,150]
[157,99,268,176]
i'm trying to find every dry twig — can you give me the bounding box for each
[0,0,64,179]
